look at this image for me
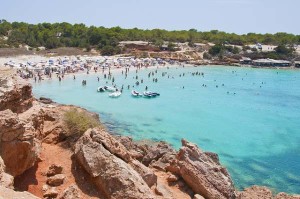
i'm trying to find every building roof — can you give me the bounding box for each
[119,41,149,45]
[253,59,290,64]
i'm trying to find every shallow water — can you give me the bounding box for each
[32,65,300,193]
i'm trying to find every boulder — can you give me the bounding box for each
[141,141,176,166]
[129,159,157,188]
[42,108,67,144]
[90,128,132,162]
[168,139,236,199]
[43,187,58,198]
[59,185,81,199]
[83,128,158,188]
[74,128,155,199]
[47,164,63,177]
[114,136,144,160]
[39,97,53,104]
[0,185,40,199]
[150,152,177,171]
[47,174,65,186]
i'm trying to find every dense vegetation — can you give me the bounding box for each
[0,20,299,57]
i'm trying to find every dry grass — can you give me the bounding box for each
[63,108,102,137]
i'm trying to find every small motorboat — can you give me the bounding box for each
[143,91,160,98]
[131,90,142,97]
[109,91,122,98]
[97,86,107,92]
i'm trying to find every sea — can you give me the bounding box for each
[32,65,300,194]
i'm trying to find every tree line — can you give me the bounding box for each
[0,20,300,55]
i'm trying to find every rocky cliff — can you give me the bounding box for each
[0,67,299,199]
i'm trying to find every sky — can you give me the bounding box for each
[1,0,299,35]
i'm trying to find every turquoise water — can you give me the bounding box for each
[32,65,300,194]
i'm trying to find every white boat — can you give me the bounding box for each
[131,90,142,97]
[109,91,122,98]
[97,86,106,92]
[143,91,160,98]
[97,86,117,92]
[105,86,117,92]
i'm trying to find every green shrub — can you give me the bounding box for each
[63,108,102,137]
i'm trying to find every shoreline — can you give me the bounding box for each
[1,54,300,75]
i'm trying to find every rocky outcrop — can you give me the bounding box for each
[0,109,41,176]
[0,70,44,177]
[89,128,132,162]
[0,72,33,113]
[166,139,236,199]
[129,159,157,188]
[74,128,156,199]
[238,186,273,199]
[238,186,300,199]
[87,128,158,188]
[0,185,40,199]
[141,141,176,166]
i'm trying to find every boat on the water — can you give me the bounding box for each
[97,86,107,92]
[109,91,122,98]
[105,86,117,92]
[97,86,117,92]
[143,91,160,98]
[131,90,142,97]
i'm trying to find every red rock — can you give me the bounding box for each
[0,75,33,114]
[47,174,65,186]
[59,185,81,199]
[74,128,155,199]
[129,159,157,188]
[47,164,63,177]
[155,183,173,198]
[238,186,273,199]
[169,139,236,199]
[141,141,175,166]
[43,187,58,198]
[167,174,179,183]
